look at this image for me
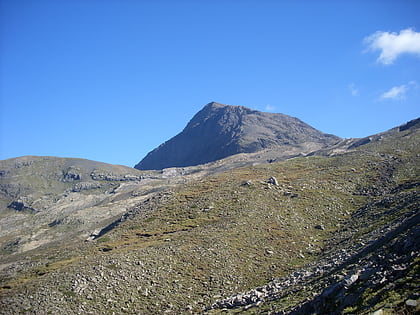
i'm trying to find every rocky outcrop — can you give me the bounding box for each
[135,102,340,170]
[7,200,37,213]
[90,170,143,181]
[62,167,82,181]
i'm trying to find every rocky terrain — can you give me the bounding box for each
[0,105,418,314]
[0,157,155,256]
[135,102,340,170]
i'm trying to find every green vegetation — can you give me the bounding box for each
[0,125,418,314]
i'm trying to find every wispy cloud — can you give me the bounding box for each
[348,83,359,96]
[380,81,416,100]
[265,104,276,112]
[364,28,420,65]
[381,85,408,100]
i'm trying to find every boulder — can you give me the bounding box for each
[267,176,279,186]
[7,200,36,213]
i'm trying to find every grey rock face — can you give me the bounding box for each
[63,167,82,181]
[135,102,340,170]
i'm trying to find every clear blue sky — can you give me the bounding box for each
[1,0,419,167]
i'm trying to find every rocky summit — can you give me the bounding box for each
[0,108,419,314]
[135,102,340,170]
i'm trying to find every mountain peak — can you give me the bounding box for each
[203,101,254,112]
[205,101,225,108]
[135,102,340,170]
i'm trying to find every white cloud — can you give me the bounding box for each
[348,83,359,96]
[380,81,416,100]
[364,28,420,65]
[265,104,276,112]
[381,85,408,100]
[381,81,417,100]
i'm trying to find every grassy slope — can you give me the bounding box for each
[0,128,418,314]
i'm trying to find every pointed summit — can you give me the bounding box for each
[135,102,340,170]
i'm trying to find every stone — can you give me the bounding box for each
[72,182,101,192]
[405,299,418,308]
[267,177,279,186]
[63,167,82,181]
[343,274,358,288]
[7,200,25,211]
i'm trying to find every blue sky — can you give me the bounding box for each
[1,0,419,167]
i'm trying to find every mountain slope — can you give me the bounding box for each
[135,102,340,170]
[1,118,418,314]
[0,156,163,255]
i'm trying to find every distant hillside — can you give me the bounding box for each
[135,102,340,170]
[0,156,157,255]
[1,116,418,314]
